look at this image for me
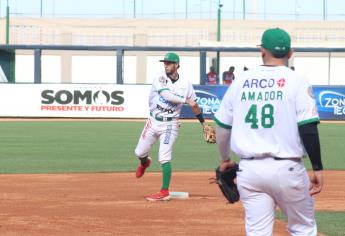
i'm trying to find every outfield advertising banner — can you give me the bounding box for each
[0,84,150,118]
[181,85,345,120]
[0,84,343,120]
[181,85,228,119]
[313,86,345,120]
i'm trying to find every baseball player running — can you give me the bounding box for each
[134,52,213,201]
[214,28,323,235]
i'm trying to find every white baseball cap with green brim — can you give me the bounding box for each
[260,28,291,57]
[159,52,180,63]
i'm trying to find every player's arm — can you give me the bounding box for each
[159,89,185,104]
[185,98,206,127]
[216,126,237,171]
[212,82,237,170]
[298,122,323,195]
[299,122,323,171]
[154,74,185,104]
[186,98,217,144]
[295,78,324,195]
[216,126,230,162]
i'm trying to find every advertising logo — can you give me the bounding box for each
[277,78,285,88]
[243,78,275,88]
[41,89,125,112]
[318,90,345,116]
[195,90,221,115]
[180,85,227,119]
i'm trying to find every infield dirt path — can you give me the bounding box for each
[0,171,343,236]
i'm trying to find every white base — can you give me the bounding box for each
[169,191,189,199]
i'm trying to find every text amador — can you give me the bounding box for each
[241,78,284,102]
[241,90,283,102]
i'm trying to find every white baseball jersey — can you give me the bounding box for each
[214,65,319,159]
[149,71,196,119]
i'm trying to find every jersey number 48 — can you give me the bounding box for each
[245,104,274,129]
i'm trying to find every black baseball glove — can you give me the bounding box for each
[213,164,240,204]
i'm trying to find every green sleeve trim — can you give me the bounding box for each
[298,117,320,126]
[212,116,232,129]
[158,88,170,94]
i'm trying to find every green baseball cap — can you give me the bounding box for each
[261,28,291,56]
[159,52,180,63]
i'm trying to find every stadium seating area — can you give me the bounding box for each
[1,18,345,47]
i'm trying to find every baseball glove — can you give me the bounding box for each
[212,164,240,204]
[203,124,216,144]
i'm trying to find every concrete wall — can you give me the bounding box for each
[14,52,345,85]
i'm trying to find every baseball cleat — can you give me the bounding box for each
[136,157,151,178]
[145,189,170,202]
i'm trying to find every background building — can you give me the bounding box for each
[0,0,344,85]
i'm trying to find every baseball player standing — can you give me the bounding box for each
[214,28,323,235]
[134,52,211,201]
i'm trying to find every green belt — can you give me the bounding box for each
[150,112,174,122]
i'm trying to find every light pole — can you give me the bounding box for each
[199,0,202,19]
[185,0,188,19]
[52,0,55,17]
[209,0,212,19]
[40,0,42,17]
[242,0,246,20]
[6,0,10,44]
[133,0,136,18]
[216,1,223,78]
[233,0,236,19]
[323,0,327,20]
[294,0,301,20]
[173,0,176,18]
[217,2,222,41]
[295,6,301,20]
[141,0,143,18]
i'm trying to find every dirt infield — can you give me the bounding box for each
[0,171,343,236]
[0,118,344,123]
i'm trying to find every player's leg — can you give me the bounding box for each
[146,123,179,201]
[236,160,276,236]
[158,123,179,190]
[134,119,158,178]
[275,160,317,236]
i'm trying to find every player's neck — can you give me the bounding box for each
[262,53,290,66]
[168,72,179,82]
[263,58,288,67]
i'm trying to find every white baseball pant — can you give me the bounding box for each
[134,117,180,164]
[236,157,317,236]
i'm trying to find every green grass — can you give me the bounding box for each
[316,211,345,236]
[0,121,344,173]
[0,121,344,236]
[277,211,345,236]
[0,120,220,173]
[316,123,345,170]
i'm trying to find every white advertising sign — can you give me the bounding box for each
[0,84,151,118]
[0,65,8,83]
